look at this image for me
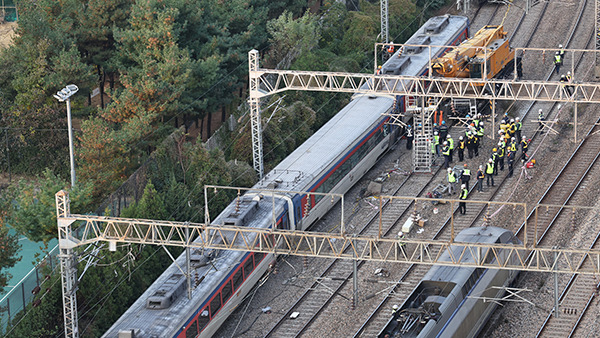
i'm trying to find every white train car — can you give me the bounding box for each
[103,15,469,338]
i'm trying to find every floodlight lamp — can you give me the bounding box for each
[53,84,79,102]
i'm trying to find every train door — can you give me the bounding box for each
[292,194,304,228]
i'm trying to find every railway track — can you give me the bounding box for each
[354,0,591,334]
[262,171,439,337]
[245,1,590,336]
[531,114,600,338]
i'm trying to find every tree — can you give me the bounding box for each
[0,169,94,243]
[266,10,321,69]
[120,181,167,220]
[78,0,193,195]
[0,0,96,176]
[71,0,133,108]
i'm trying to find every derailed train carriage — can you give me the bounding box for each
[378,226,522,338]
[103,15,470,338]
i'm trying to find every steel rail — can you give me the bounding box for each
[264,157,441,337]
[353,0,586,334]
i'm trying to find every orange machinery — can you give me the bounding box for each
[432,25,515,80]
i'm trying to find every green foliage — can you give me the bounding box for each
[2,272,63,337]
[120,181,167,220]
[147,132,242,221]
[0,169,94,243]
[266,10,321,68]
[0,224,20,295]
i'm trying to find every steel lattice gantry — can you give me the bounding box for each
[55,190,600,338]
[248,48,600,177]
[249,62,600,103]
[56,191,80,338]
[56,191,600,276]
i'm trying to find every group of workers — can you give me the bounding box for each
[554,44,575,97]
[431,115,485,170]
[443,111,533,214]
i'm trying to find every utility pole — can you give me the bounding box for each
[380,0,389,44]
[248,50,264,179]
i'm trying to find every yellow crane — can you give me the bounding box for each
[432,25,515,80]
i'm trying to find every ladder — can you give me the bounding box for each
[451,98,477,117]
[469,99,477,117]
[412,98,438,173]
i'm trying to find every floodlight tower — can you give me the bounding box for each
[53,84,79,187]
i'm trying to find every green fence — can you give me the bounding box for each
[0,245,58,330]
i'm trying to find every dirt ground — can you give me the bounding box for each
[0,22,17,49]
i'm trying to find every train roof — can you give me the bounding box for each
[102,195,284,338]
[423,227,515,282]
[381,15,468,77]
[258,95,394,191]
[258,15,469,193]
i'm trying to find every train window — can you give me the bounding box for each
[221,280,233,304]
[198,309,209,331]
[243,257,254,279]
[210,294,222,317]
[254,252,265,265]
[232,268,243,291]
[185,320,198,338]
[312,128,388,204]
[469,63,482,79]
[277,214,290,230]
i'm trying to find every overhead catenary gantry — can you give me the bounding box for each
[56,190,600,276]
[248,46,600,178]
[56,183,600,338]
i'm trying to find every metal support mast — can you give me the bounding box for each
[248,50,264,179]
[380,0,388,44]
[56,190,79,338]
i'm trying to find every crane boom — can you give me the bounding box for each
[432,25,514,79]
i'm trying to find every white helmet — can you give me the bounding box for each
[510,118,515,123]
[567,71,571,75]
[539,108,543,113]
[447,134,452,139]
[501,119,505,124]
[448,168,452,172]
[459,136,463,140]
[498,142,503,146]
[511,137,515,141]
[515,117,520,121]
[397,232,403,237]
[393,304,399,310]
[559,44,563,48]
[434,131,438,135]
[461,184,466,189]
[443,141,448,145]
